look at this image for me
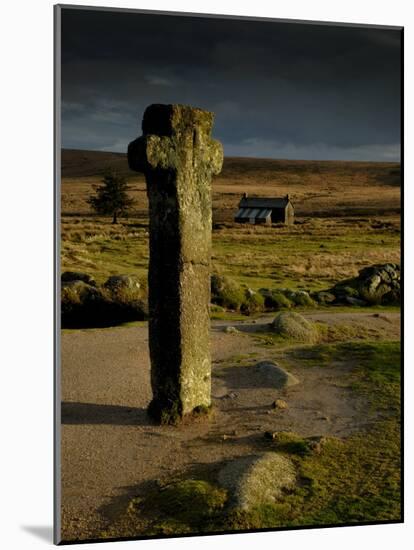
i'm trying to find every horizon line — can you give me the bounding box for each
[61,147,401,164]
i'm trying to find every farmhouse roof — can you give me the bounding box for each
[239,196,291,209]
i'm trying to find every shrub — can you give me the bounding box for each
[266,431,312,457]
[210,304,225,313]
[290,291,315,308]
[61,276,148,328]
[211,274,246,311]
[264,291,292,310]
[241,291,265,315]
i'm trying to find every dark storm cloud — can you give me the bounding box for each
[60,7,402,160]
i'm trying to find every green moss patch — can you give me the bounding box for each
[264,431,314,457]
[130,480,228,535]
[227,421,400,530]
[226,340,401,530]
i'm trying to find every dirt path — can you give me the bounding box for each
[60,311,400,541]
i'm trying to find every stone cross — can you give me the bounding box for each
[128,104,223,423]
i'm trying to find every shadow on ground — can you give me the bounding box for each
[96,459,232,535]
[218,363,289,391]
[21,526,53,543]
[61,402,152,426]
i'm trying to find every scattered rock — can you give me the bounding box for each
[61,277,148,328]
[373,313,392,323]
[104,274,141,291]
[264,430,291,441]
[223,391,238,400]
[306,436,329,454]
[61,280,103,302]
[328,263,400,306]
[289,290,315,307]
[218,453,296,510]
[255,361,299,388]
[225,326,239,334]
[345,296,367,306]
[314,291,336,304]
[270,312,318,343]
[272,398,288,410]
[61,271,96,286]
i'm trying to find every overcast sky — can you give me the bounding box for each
[60,7,402,161]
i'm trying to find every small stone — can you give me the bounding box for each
[225,326,239,334]
[346,296,367,306]
[272,399,288,410]
[306,435,329,454]
[314,291,336,304]
[223,391,238,399]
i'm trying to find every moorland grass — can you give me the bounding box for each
[61,215,400,293]
[105,341,400,535]
[224,341,401,529]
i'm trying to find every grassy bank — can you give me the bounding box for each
[62,215,400,293]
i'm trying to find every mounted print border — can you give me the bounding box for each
[54,4,403,545]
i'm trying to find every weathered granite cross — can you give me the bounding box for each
[128,104,223,423]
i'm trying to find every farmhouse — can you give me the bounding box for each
[235,194,294,225]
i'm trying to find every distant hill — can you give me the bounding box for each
[61,149,401,186]
[61,149,400,218]
[61,149,135,178]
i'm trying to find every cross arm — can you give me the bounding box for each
[127,134,176,173]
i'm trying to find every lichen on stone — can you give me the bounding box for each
[128,104,223,422]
